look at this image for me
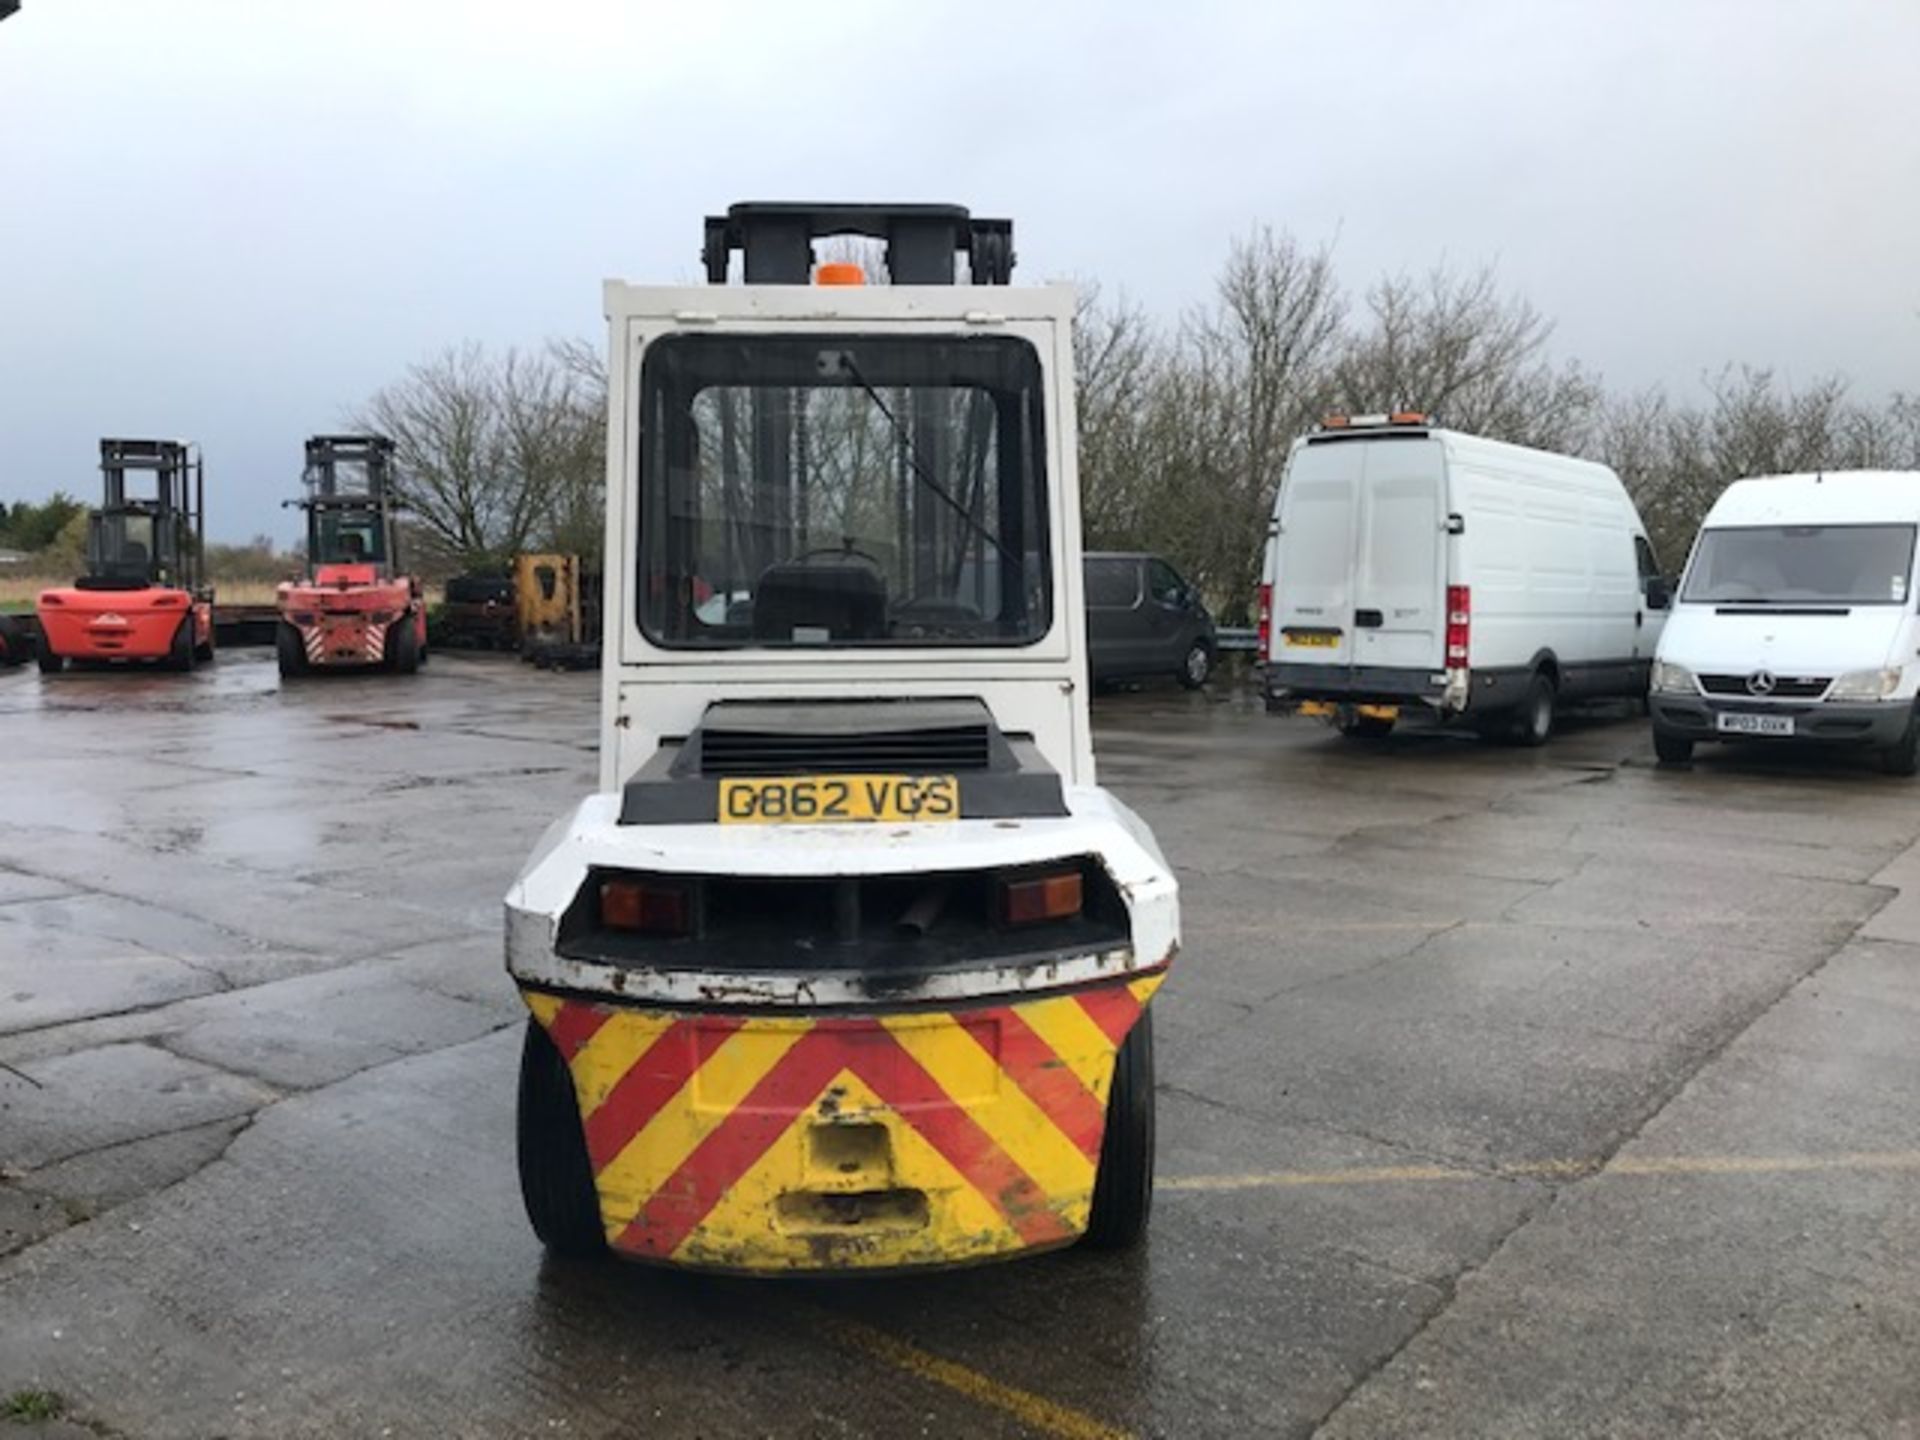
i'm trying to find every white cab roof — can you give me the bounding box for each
[1704,471,1920,528]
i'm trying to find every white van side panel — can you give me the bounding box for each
[1447,435,1641,675]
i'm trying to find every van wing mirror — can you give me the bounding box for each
[1644,575,1673,611]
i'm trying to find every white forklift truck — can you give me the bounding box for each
[505,203,1181,1274]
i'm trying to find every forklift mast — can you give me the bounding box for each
[694,204,1017,631]
[299,434,401,573]
[700,201,1014,286]
[91,438,204,590]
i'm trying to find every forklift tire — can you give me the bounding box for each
[388,618,420,675]
[516,1017,606,1258]
[1082,1008,1155,1251]
[37,647,63,676]
[166,616,196,672]
[276,622,308,678]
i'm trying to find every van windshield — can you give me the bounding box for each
[1683,524,1917,606]
[637,333,1050,648]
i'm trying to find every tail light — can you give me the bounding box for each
[1001,869,1083,926]
[599,876,691,936]
[1257,583,1272,656]
[1445,585,1471,667]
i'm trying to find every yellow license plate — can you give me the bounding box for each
[718,774,960,825]
[1285,630,1341,648]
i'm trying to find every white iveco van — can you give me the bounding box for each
[1650,471,1920,775]
[1260,415,1669,744]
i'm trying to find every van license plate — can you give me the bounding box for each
[1284,630,1340,648]
[1716,713,1794,737]
[718,774,960,825]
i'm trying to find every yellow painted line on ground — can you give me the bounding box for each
[1159,1150,1920,1193]
[823,1314,1132,1440]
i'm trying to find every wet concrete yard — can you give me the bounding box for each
[4,653,1919,1437]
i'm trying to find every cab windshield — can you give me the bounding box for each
[1683,524,1917,606]
[312,506,388,565]
[87,511,160,581]
[638,333,1050,648]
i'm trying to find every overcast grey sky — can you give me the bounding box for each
[2,0,1916,543]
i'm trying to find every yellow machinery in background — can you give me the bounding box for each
[515,553,601,669]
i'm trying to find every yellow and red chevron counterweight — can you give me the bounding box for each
[522,974,1165,1272]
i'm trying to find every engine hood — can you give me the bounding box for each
[1657,603,1913,676]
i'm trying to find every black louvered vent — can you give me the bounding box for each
[700,722,992,777]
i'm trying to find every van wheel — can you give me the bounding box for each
[1507,672,1555,746]
[1178,641,1212,690]
[1083,1009,1154,1250]
[1880,710,1920,777]
[1338,714,1394,739]
[517,1018,606,1257]
[1653,730,1695,766]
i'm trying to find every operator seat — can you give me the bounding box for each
[751,557,887,642]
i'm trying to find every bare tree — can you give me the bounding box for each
[1073,282,1164,547]
[1170,227,1344,619]
[1333,264,1600,451]
[353,340,605,569]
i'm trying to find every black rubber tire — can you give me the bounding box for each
[388,617,420,675]
[276,622,308,678]
[1338,715,1395,740]
[1880,710,1920,777]
[1506,671,1555,747]
[516,1018,606,1258]
[1653,730,1694,766]
[1083,1008,1155,1250]
[37,646,63,675]
[1178,641,1212,690]
[165,616,195,672]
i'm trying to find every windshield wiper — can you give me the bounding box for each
[831,352,1021,575]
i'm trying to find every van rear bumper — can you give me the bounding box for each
[1264,663,1447,712]
[1652,696,1914,747]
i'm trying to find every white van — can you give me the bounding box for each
[1260,415,1669,744]
[1650,471,1920,775]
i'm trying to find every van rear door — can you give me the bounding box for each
[1272,439,1361,666]
[1353,437,1446,672]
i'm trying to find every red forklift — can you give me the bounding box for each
[276,435,426,677]
[36,439,214,674]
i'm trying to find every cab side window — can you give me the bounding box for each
[1148,560,1185,606]
[1087,558,1141,608]
[1634,536,1673,610]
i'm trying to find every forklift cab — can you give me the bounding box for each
[505,204,1180,1274]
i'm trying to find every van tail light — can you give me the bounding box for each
[1445,585,1471,666]
[1257,583,1273,656]
[1001,869,1083,926]
[599,876,691,936]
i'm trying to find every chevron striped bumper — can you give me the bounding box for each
[523,975,1163,1271]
